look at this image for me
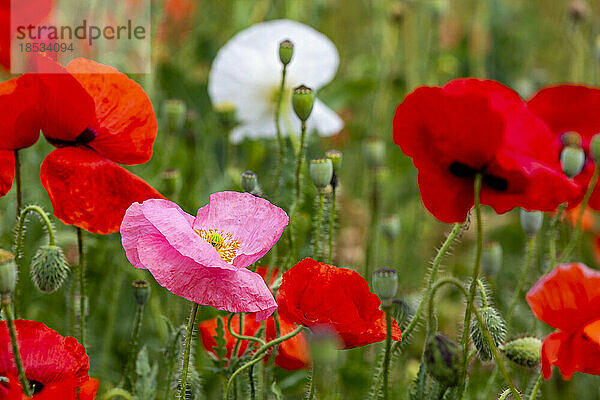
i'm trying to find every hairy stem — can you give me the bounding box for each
[124,304,145,390]
[273,65,288,200]
[2,300,32,397]
[14,150,22,220]
[179,303,199,400]
[328,190,337,264]
[77,227,86,347]
[382,309,393,400]
[315,192,325,260]
[507,236,536,331]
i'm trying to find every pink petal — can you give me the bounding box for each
[193,191,289,268]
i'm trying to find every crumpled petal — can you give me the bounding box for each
[540,330,600,380]
[277,258,402,349]
[0,150,15,198]
[193,191,288,269]
[526,263,600,332]
[66,58,158,165]
[40,147,163,234]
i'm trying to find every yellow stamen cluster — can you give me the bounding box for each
[196,228,241,264]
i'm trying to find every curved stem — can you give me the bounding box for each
[315,192,325,260]
[227,313,266,346]
[2,300,32,397]
[77,228,86,347]
[14,205,56,259]
[382,309,392,400]
[14,150,22,220]
[179,303,199,400]
[527,373,543,400]
[560,161,599,263]
[328,190,337,264]
[224,325,304,399]
[476,279,489,308]
[507,236,536,331]
[124,304,145,390]
[458,173,483,398]
[101,388,135,400]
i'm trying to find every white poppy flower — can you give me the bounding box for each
[208,19,344,143]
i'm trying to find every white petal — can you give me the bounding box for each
[230,118,277,143]
[307,99,344,137]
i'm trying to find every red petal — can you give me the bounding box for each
[526,263,600,332]
[0,150,15,198]
[277,258,402,349]
[40,147,163,234]
[541,330,600,380]
[0,2,9,70]
[198,314,261,360]
[266,316,310,370]
[66,58,158,165]
[0,75,43,150]
[0,320,90,387]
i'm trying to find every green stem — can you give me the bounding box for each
[548,203,566,271]
[227,313,265,346]
[249,364,256,400]
[507,236,536,331]
[476,279,489,308]
[273,65,288,200]
[382,308,392,400]
[77,227,86,347]
[559,162,600,263]
[306,364,316,400]
[124,304,145,390]
[231,313,244,360]
[527,373,543,400]
[315,192,325,260]
[328,190,337,264]
[2,300,32,397]
[224,325,304,400]
[365,169,380,282]
[14,150,22,220]
[101,388,135,400]
[290,120,308,259]
[459,173,483,399]
[165,327,185,400]
[179,303,199,400]
[14,205,56,259]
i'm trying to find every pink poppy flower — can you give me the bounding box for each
[120,191,288,320]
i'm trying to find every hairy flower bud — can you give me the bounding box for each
[0,250,16,299]
[372,268,398,305]
[241,170,258,193]
[132,280,151,306]
[590,133,600,162]
[30,245,69,294]
[292,85,315,122]
[501,337,542,368]
[560,146,585,178]
[470,306,506,361]
[163,99,187,132]
[310,158,334,191]
[482,241,503,276]
[425,332,463,387]
[279,39,294,66]
[520,209,543,237]
[325,149,342,172]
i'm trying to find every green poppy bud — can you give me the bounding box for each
[0,250,16,299]
[520,209,543,237]
[381,215,401,240]
[561,131,582,148]
[241,170,258,193]
[590,133,600,162]
[372,268,398,306]
[309,158,333,191]
[501,337,542,368]
[292,85,315,122]
[325,149,342,172]
[161,168,181,198]
[364,138,386,168]
[279,39,294,66]
[470,306,506,361]
[482,241,503,276]
[163,99,187,132]
[424,332,463,387]
[30,245,69,294]
[132,280,151,306]
[560,146,585,178]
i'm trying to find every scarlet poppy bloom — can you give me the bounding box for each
[528,85,600,209]
[276,258,402,349]
[120,193,288,320]
[526,263,600,379]
[393,78,580,223]
[0,319,98,399]
[0,150,15,197]
[31,57,163,234]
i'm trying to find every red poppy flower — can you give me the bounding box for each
[0,150,15,197]
[199,267,310,370]
[528,85,600,209]
[526,263,600,379]
[393,78,580,223]
[276,258,402,349]
[32,57,163,234]
[0,319,98,399]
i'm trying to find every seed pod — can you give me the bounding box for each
[424,332,463,387]
[309,159,334,191]
[163,99,187,132]
[520,209,543,237]
[161,168,182,198]
[132,280,151,306]
[501,337,542,368]
[325,149,342,172]
[560,146,585,178]
[279,39,294,66]
[241,170,258,193]
[292,85,315,122]
[30,245,69,294]
[470,306,506,361]
[590,133,600,162]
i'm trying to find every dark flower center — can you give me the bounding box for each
[28,379,44,394]
[448,162,508,192]
[46,127,97,147]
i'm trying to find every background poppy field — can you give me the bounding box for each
[2,0,600,399]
